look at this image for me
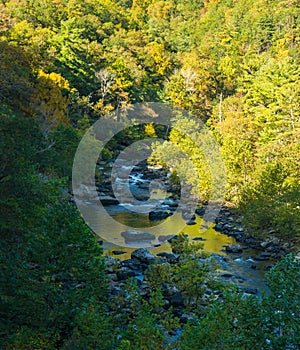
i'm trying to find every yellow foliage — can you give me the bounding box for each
[146,42,171,76]
[144,123,156,138]
[30,71,70,135]
[147,1,173,20]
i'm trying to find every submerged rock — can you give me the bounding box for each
[121,229,155,244]
[112,250,126,256]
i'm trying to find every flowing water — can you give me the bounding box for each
[92,164,272,294]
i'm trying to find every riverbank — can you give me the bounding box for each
[214,205,300,261]
[104,243,265,327]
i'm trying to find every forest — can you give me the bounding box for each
[0,0,299,349]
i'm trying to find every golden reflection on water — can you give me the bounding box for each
[103,214,236,261]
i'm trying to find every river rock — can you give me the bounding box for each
[223,223,234,231]
[170,292,184,307]
[180,312,195,324]
[214,224,224,232]
[195,207,205,216]
[260,241,272,249]
[121,259,142,272]
[186,220,197,225]
[100,195,119,205]
[221,273,234,278]
[117,266,138,280]
[158,234,175,242]
[156,252,178,263]
[173,306,185,317]
[200,224,209,229]
[105,256,120,268]
[163,198,178,207]
[255,252,271,261]
[225,244,243,253]
[149,210,171,221]
[107,273,118,281]
[139,281,151,297]
[131,248,156,265]
[182,212,196,221]
[121,229,155,243]
[112,250,126,255]
[77,184,97,199]
[242,287,258,295]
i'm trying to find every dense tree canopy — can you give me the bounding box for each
[0,0,299,348]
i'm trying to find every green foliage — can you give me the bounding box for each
[45,124,80,178]
[180,291,266,350]
[145,233,220,315]
[0,85,108,349]
[0,40,35,110]
[263,254,300,348]
[180,254,300,350]
[1,0,300,348]
[65,305,118,349]
[115,280,178,350]
[0,200,108,348]
[240,163,300,241]
[0,112,48,234]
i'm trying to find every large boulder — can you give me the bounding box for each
[117,267,138,280]
[131,248,156,265]
[121,229,155,244]
[149,210,171,221]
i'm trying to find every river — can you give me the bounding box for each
[92,161,271,295]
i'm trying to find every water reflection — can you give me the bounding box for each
[102,210,236,259]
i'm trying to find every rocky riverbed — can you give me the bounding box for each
[104,245,265,325]
[73,155,300,325]
[94,159,289,295]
